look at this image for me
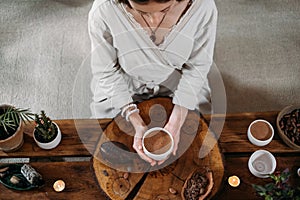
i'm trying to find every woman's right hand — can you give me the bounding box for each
[133,126,157,166]
[129,111,157,166]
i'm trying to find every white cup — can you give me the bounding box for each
[247,119,274,146]
[248,150,277,178]
[142,127,174,161]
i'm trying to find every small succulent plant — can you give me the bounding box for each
[34,111,57,142]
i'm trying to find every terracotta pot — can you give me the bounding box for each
[33,122,61,150]
[0,105,24,152]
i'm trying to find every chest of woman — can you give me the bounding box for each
[112,24,195,74]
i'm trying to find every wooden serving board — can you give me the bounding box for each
[92,98,224,200]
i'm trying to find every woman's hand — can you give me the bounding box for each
[160,104,188,165]
[132,126,157,166]
[164,122,182,156]
[127,104,188,166]
[129,112,157,166]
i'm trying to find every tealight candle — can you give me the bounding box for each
[297,168,300,177]
[53,180,65,192]
[228,175,240,187]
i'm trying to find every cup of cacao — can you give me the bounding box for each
[247,119,274,146]
[142,127,174,161]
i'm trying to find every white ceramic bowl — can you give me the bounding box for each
[247,119,274,146]
[248,150,276,178]
[33,122,62,150]
[142,127,174,161]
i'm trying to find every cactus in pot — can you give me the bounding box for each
[33,111,61,149]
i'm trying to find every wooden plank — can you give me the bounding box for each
[0,119,112,158]
[0,161,106,200]
[204,112,300,154]
[214,155,300,200]
[92,157,145,200]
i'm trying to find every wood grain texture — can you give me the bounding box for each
[0,119,111,158]
[1,109,299,199]
[215,156,300,200]
[92,97,225,200]
[207,112,300,199]
[0,161,105,200]
[204,112,300,154]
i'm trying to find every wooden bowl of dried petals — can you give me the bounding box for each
[276,105,300,150]
[181,167,214,200]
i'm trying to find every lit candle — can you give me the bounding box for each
[297,168,300,177]
[228,175,240,187]
[53,180,65,192]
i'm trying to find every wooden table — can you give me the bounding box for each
[1,111,299,199]
[208,112,300,199]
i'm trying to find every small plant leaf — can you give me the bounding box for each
[265,195,273,200]
[0,106,33,137]
[253,184,267,193]
[265,183,275,191]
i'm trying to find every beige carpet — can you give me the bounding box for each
[0,0,299,119]
[214,0,300,113]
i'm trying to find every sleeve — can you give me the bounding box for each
[88,8,133,112]
[172,2,218,110]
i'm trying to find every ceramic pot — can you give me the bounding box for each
[142,127,174,161]
[33,122,61,150]
[248,150,276,178]
[0,105,24,152]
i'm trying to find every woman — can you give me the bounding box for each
[88,0,217,166]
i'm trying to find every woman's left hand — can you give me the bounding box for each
[158,104,188,165]
[164,122,181,157]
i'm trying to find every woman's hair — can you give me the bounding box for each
[117,0,184,6]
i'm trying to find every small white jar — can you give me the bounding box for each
[248,150,277,178]
[247,119,274,146]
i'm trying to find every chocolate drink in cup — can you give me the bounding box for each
[144,130,172,154]
[250,121,272,140]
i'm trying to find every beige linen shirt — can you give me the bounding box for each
[88,0,217,118]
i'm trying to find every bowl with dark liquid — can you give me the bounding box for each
[142,127,174,161]
[247,119,274,146]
